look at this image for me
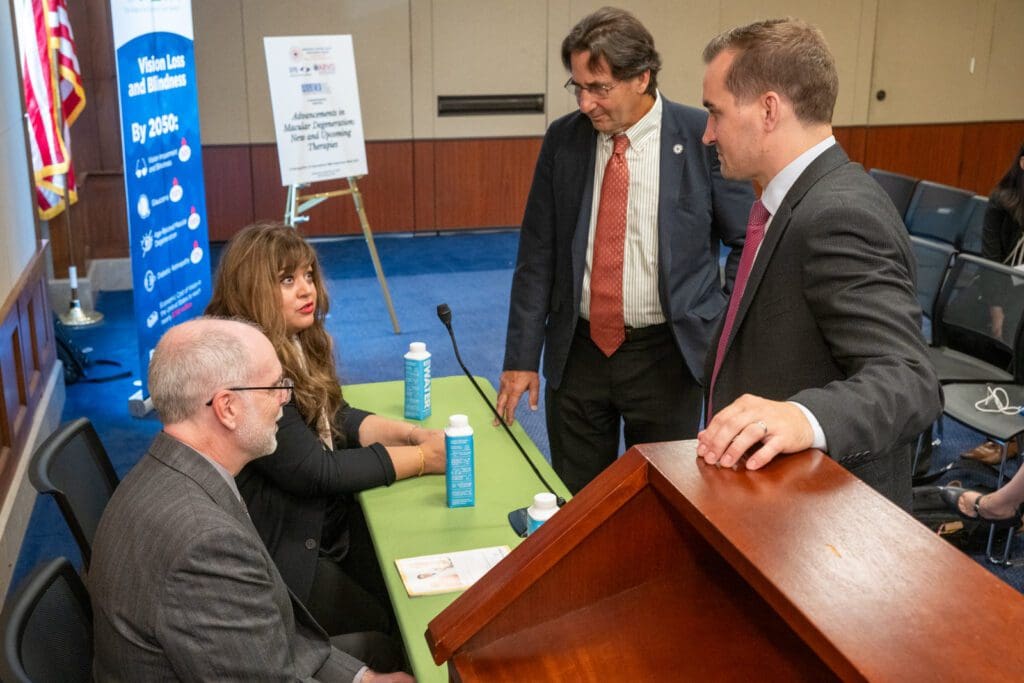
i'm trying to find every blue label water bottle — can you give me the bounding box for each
[445,414,475,508]
[404,342,431,420]
[526,492,558,535]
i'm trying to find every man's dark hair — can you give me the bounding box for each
[561,6,661,96]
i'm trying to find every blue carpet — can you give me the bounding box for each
[11,230,1024,595]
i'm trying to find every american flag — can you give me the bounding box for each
[14,0,85,219]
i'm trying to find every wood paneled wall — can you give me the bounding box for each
[230,137,541,239]
[860,121,1024,193]
[64,136,542,250]
[0,246,56,505]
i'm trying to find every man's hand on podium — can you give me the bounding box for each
[697,394,814,470]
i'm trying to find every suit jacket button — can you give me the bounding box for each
[305,538,317,550]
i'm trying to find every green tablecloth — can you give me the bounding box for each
[347,375,569,682]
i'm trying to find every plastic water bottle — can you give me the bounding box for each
[526,492,558,535]
[403,342,431,420]
[445,414,475,508]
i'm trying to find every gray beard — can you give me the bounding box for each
[237,417,278,458]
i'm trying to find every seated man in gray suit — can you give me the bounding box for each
[89,317,411,682]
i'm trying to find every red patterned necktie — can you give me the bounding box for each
[708,199,770,414]
[589,133,630,357]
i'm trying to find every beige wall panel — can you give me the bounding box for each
[242,0,412,142]
[194,1,250,144]
[545,0,575,123]
[0,127,36,294]
[0,4,22,145]
[719,1,874,126]
[977,0,1024,122]
[868,0,985,125]
[429,0,548,138]
[849,1,878,125]
[0,0,37,293]
[410,0,434,138]
[966,0,995,123]
[432,0,546,95]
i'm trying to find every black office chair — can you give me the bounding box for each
[904,180,976,248]
[28,418,119,570]
[909,251,1021,474]
[868,168,919,220]
[907,237,958,470]
[927,254,1020,385]
[0,557,93,683]
[909,235,956,332]
[960,195,989,256]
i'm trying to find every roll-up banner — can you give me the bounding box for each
[111,0,210,394]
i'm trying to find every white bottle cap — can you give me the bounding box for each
[448,414,469,429]
[533,492,557,510]
[409,341,426,353]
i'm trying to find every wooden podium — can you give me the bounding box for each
[426,441,1024,681]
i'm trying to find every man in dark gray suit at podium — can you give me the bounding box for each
[89,318,409,682]
[498,7,754,493]
[696,19,942,508]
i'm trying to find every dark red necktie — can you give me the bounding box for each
[589,134,630,357]
[708,199,770,414]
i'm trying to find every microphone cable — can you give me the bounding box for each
[436,303,565,507]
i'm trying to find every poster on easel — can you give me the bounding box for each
[111,0,211,394]
[264,35,368,185]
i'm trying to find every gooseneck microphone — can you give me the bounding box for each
[436,304,565,536]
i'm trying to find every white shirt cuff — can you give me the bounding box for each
[789,402,827,451]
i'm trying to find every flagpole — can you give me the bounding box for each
[58,205,102,326]
[48,2,100,326]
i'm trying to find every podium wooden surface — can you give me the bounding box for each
[426,441,1024,681]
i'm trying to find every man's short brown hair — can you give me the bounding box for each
[703,18,838,124]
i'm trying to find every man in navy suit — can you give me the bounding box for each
[497,7,755,493]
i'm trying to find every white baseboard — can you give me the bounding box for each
[90,257,133,292]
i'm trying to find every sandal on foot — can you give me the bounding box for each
[938,486,1023,529]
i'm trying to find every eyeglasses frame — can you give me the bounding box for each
[563,77,621,99]
[205,377,295,406]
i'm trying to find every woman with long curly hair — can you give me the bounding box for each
[207,221,445,637]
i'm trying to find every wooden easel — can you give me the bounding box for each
[285,176,400,333]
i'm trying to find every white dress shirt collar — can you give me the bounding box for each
[760,135,837,217]
[600,90,662,151]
